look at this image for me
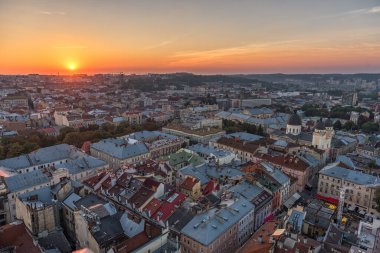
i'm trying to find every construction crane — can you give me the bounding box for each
[337,180,380,226]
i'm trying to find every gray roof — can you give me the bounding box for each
[56,155,107,175]
[229,181,263,202]
[38,230,72,253]
[91,138,149,159]
[180,165,210,185]
[168,207,196,233]
[260,162,290,185]
[0,144,77,171]
[74,193,106,209]
[188,144,232,158]
[320,163,380,185]
[181,198,254,246]
[18,186,53,205]
[225,132,263,142]
[63,192,81,210]
[92,212,124,244]
[120,212,145,238]
[246,107,273,116]
[200,163,244,180]
[126,130,178,141]
[4,170,49,192]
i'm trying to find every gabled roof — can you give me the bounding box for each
[4,170,49,192]
[91,138,149,159]
[129,186,155,209]
[320,162,380,185]
[56,155,107,174]
[152,202,176,221]
[0,223,41,253]
[181,198,254,246]
[0,144,76,171]
[180,177,199,191]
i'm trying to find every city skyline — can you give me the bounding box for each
[1,0,380,74]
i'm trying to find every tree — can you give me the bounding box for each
[361,122,379,133]
[357,115,368,127]
[343,121,357,131]
[58,127,75,141]
[7,143,24,158]
[101,122,116,133]
[375,188,380,213]
[333,120,342,130]
[257,125,264,136]
[0,145,5,159]
[63,132,83,147]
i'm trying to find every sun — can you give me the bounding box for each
[68,64,76,71]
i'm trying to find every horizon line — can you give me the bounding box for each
[1,71,380,76]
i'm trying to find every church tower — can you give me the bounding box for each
[286,113,302,135]
[312,118,334,150]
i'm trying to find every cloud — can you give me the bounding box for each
[169,40,300,65]
[39,11,66,15]
[344,6,380,15]
[368,6,380,13]
[145,40,175,50]
[144,33,189,50]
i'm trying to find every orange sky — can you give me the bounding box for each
[1,0,380,74]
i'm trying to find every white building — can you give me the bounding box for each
[312,118,334,150]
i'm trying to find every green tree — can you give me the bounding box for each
[343,121,357,131]
[375,188,380,213]
[0,145,5,159]
[257,125,264,136]
[63,132,83,147]
[361,122,379,133]
[58,127,76,141]
[7,143,24,158]
[333,120,342,130]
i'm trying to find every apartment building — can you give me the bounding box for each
[318,162,380,216]
[180,198,255,253]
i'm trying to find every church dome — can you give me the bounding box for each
[325,118,333,128]
[288,113,302,126]
[315,119,326,130]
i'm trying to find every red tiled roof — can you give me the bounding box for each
[203,181,215,195]
[82,141,91,154]
[152,202,175,222]
[0,223,41,253]
[143,177,161,191]
[143,198,162,216]
[129,187,155,209]
[180,177,199,191]
[114,224,161,253]
[83,172,107,188]
[256,153,309,172]
[39,127,56,133]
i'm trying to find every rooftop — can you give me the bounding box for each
[181,198,254,246]
[320,162,380,185]
[4,170,49,192]
[0,223,41,253]
[91,138,149,160]
[0,144,79,171]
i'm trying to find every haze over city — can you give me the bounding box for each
[1,0,380,74]
[1,2,380,253]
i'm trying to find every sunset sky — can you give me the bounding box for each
[0,0,380,74]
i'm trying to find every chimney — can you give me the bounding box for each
[145,222,152,238]
[111,176,116,187]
